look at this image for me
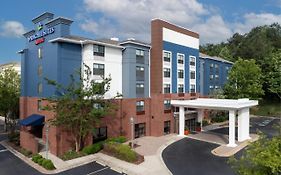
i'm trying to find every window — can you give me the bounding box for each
[215,64,219,68]
[164,121,171,135]
[38,82,42,94]
[93,103,103,109]
[38,47,42,59]
[178,70,184,79]
[135,123,146,138]
[190,84,195,93]
[37,100,42,111]
[163,68,170,78]
[136,101,145,112]
[178,84,184,93]
[136,49,145,63]
[190,71,195,79]
[215,74,219,80]
[164,84,170,93]
[190,56,196,66]
[215,86,219,89]
[93,44,105,56]
[136,83,144,95]
[177,54,184,64]
[163,51,171,62]
[209,74,214,80]
[210,63,214,68]
[209,85,214,89]
[164,100,171,110]
[136,49,144,57]
[93,127,107,143]
[93,63,104,77]
[136,66,145,81]
[38,65,42,77]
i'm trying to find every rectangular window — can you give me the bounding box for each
[190,71,195,79]
[136,101,145,112]
[210,63,214,68]
[215,86,219,89]
[164,100,171,110]
[178,70,184,79]
[164,121,171,135]
[209,85,214,89]
[178,84,184,93]
[164,84,170,94]
[210,74,214,80]
[215,74,219,80]
[38,82,42,95]
[93,63,104,77]
[190,84,195,93]
[38,47,42,59]
[93,44,105,57]
[163,51,171,62]
[177,54,184,64]
[136,66,145,81]
[163,68,171,78]
[37,100,42,111]
[38,65,42,77]
[135,123,146,138]
[136,49,145,64]
[190,56,196,66]
[136,83,144,95]
[215,64,219,68]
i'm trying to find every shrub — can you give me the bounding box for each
[8,132,20,145]
[82,142,103,155]
[20,148,32,157]
[32,154,43,163]
[103,142,137,163]
[42,159,55,170]
[106,136,127,143]
[202,120,209,126]
[37,157,44,165]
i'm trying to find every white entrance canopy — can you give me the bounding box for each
[171,98,258,147]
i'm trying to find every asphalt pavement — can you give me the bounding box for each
[162,117,280,175]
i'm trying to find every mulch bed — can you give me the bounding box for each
[101,150,144,165]
[6,141,33,158]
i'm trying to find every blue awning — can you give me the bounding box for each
[19,114,45,126]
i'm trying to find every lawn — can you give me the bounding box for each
[251,100,281,117]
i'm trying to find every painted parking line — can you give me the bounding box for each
[86,166,109,175]
[0,149,8,153]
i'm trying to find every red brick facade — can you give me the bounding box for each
[20,93,201,156]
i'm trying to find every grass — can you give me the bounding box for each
[251,101,281,117]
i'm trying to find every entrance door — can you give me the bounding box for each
[93,127,107,143]
[185,118,196,132]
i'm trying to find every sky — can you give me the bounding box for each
[0,0,280,64]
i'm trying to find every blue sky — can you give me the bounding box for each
[0,0,280,64]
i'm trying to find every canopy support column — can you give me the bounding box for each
[179,106,185,136]
[227,110,237,147]
[238,108,251,142]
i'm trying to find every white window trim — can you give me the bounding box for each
[163,50,172,93]
[177,53,185,93]
[189,55,196,93]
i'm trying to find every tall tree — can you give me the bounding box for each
[0,67,20,132]
[45,65,117,152]
[224,59,264,99]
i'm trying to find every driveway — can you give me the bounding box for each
[162,117,280,175]
[162,138,235,175]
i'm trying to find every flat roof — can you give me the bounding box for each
[171,98,258,110]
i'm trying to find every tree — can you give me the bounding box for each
[265,50,281,99]
[0,67,20,132]
[45,65,118,152]
[229,134,281,175]
[224,59,264,99]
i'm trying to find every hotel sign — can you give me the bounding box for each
[27,23,55,44]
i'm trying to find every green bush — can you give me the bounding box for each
[42,159,55,170]
[37,157,44,166]
[103,142,137,163]
[202,120,209,126]
[82,142,103,155]
[106,136,127,143]
[8,132,20,145]
[20,148,32,157]
[32,154,43,163]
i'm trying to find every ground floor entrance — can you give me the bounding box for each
[185,118,196,132]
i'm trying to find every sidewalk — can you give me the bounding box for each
[1,134,182,175]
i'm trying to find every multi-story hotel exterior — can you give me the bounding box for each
[19,12,232,155]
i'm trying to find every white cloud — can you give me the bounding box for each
[0,21,25,38]
[233,13,281,34]
[79,0,281,44]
